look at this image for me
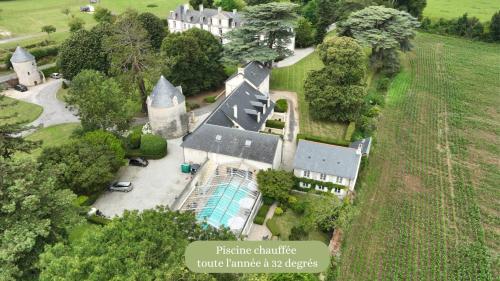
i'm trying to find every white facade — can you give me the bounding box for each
[10,46,43,86]
[147,97,187,139]
[293,168,358,198]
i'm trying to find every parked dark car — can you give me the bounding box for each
[129,157,148,167]
[14,84,28,92]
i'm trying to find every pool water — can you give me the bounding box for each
[197,184,249,228]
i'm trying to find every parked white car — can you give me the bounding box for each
[109,181,133,192]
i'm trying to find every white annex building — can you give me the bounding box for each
[10,46,44,86]
[167,3,295,51]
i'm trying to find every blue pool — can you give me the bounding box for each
[196,184,250,228]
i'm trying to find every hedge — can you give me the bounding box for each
[5,45,59,68]
[262,196,274,205]
[139,134,167,159]
[296,133,350,147]
[294,176,347,193]
[203,96,217,103]
[266,218,280,236]
[253,216,265,225]
[253,203,271,225]
[87,215,110,225]
[345,122,356,142]
[274,99,288,113]
[266,119,285,129]
[127,130,141,149]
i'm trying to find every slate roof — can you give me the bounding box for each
[350,137,372,156]
[150,76,185,108]
[10,46,35,63]
[206,81,274,131]
[168,5,242,26]
[242,62,270,87]
[182,124,280,164]
[293,140,362,179]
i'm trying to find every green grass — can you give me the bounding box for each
[0,96,43,125]
[272,208,330,244]
[424,0,499,21]
[338,33,499,280]
[17,123,80,159]
[0,0,184,40]
[271,52,347,139]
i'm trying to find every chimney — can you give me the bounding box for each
[218,7,222,13]
[233,105,238,119]
[263,104,266,114]
[184,3,190,11]
[199,4,204,12]
[267,97,270,107]
[170,11,174,18]
[237,67,244,74]
[257,112,261,123]
[233,9,237,14]
[356,144,362,155]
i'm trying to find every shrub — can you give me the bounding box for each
[128,130,141,149]
[376,77,391,91]
[140,134,167,159]
[345,122,356,142]
[253,216,265,225]
[147,4,158,8]
[266,119,285,129]
[296,133,350,147]
[256,203,271,218]
[291,200,307,215]
[203,96,217,103]
[274,99,288,113]
[274,207,284,216]
[186,101,200,111]
[287,196,297,206]
[75,195,89,206]
[262,196,274,205]
[289,225,308,240]
[87,215,110,225]
[266,219,280,236]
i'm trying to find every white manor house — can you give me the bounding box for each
[167,3,295,51]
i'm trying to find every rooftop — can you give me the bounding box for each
[168,4,242,26]
[150,76,185,108]
[10,46,35,63]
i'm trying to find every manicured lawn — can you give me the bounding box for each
[17,123,80,159]
[0,96,43,125]
[272,209,330,244]
[424,0,498,21]
[271,52,347,139]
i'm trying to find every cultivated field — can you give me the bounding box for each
[338,33,499,280]
[271,52,347,139]
[424,0,498,21]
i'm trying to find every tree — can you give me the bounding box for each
[224,2,299,64]
[339,6,419,73]
[491,11,500,42]
[94,7,114,23]
[41,25,56,40]
[190,0,215,9]
[295,17,315,48]
[304,195,342,233]
[256,169,294,203]
[57,24,112,79]
[0,159,81,280]
[38,136,124,195]
[137,12,167,50]
[393,0,426,19]
[0,96,40,159]
[245,0,272,5]
[39,208,235,280]
[305,36,366,122]
[66,70,135,131]
[68,16,85,32]
[82,130,126,164]
[104,10,153,113]
[454,13,484,39]
[162,28,226,96]
[215,0,246,11]
[315,0,338,43]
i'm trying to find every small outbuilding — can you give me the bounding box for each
[147,76,188,139]
[10,46,43,86]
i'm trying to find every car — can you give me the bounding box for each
[129,157,149,167]
[109,181,133,192]
[14,84,28,92]
[50,73,63,79]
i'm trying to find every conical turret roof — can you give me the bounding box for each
[150,76,185,108]
[10,46,35,63]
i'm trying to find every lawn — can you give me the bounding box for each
[338,33,499,280]
[0,0,184,38]
[272,208,330,244]
[17,123,80,159]
[424,0,499,21]
[0,96,43,125]
[271,52,348,139]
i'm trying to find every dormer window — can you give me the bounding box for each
[215,135,222,142]
[244,140,252,147]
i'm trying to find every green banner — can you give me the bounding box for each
[185,241,330,273]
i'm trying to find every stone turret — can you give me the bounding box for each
[147,76,188,139]
[10,46,43,86]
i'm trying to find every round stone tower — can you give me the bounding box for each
[10,46,43,86]
[147,76,188,139]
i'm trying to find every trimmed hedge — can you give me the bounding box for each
[262,196,274,205]
[296,133,350,147]
[139,134,167,159]
[266,119,285,129]
[253,203,271,225]
[127,130,141,149]
[294,176,346,193]
[266,218,280,236]
[203,96,217,103]
[254,216,265,225]
[345,122,356,142]
[274,99,288,113]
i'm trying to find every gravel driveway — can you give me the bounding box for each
[93,138,192,217]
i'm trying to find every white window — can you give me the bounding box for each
[303,170,310,178]
[215,134,222,142]
[244,140,252,147]
[320,173,327,180]
[336,176,343,184]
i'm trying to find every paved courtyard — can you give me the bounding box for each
[93,138,192,217]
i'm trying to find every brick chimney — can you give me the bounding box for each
[218,7,222,13]
[233,9,237,14]
[199,4,204,12]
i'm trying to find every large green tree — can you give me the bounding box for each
[66,70,135,131]
[339,5,419,73]
[224,2,299,64]
[304,195,342,233]
[491,11,500,42]
[393,0,426,19]
[162,28,226,96]
[304,36,366,122]
[138,12,167,50]
[295,17,315,48]
[256,170,294,203]
[57,23,112,80]
[0,159,81,280]
[215,0,246,11]
[93,7,114,23]
[39,208,234,280]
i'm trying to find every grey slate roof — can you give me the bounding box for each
[168,5,242,26]
[242,62,270,87]
[182,124,280,164]
[293,140,361,179]
[206,81,274,131]
[10,46,35,63]
[350,137,372,156]
[150,76,185,108]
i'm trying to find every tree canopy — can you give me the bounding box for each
[138,12,167,50]
[190,0,215,9]
[68,17,85,32]
[256,169,294,203]
[295,17,315,48]
[215,0,246,11]
[94,7,114,23]
[491,11,500,42]
[0,159,81,280]
[39,208,234,280]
